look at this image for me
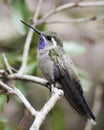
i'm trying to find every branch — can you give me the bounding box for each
[2,53,13,75]
[84,85,103,130]
[0,75,63,130]
[18,0,43,75]
[33,0,43,24]
[0,81,37,116]
[8,73,48,87]
[44,15,104,24]
[30,85,64,130]
[37,1,104,25]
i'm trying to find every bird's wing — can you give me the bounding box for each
[49,47,83,93]
[49,47,95,121]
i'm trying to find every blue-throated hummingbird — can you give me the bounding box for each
[21,20,96,124]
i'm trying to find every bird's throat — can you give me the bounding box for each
[38,35,46,50]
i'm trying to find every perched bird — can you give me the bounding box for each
[21,20,96,124]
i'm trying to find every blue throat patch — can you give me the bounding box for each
[38,35,46,50]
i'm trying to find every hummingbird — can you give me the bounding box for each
[21,20,96,124]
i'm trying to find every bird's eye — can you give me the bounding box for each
[46,36,51,41]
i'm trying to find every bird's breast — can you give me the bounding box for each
[37,51,55,83]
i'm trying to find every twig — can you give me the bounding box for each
[37,1,104,25]
[30,85,64,130]
[8,73,48,86]
[84,85,103,130]
[0,80,37,116]
[45,15,104,24]
[77,1,104,7]
[2,53,13,75]
[37,2,76,25]
[33,0,43,24]
[18,0,43,75]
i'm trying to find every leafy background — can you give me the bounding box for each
[0,0,104,130]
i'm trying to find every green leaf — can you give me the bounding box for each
[63,41,86,56]
[50,105,65,130]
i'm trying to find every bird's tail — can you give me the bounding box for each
[58,70,96,125]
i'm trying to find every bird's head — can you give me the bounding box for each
[21,20,63,50]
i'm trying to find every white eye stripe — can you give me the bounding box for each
[52,38,57,47]
[43,35,57,47]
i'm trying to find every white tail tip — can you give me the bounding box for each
[90,119,97,125]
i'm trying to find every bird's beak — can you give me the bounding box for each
[20,20,41,35]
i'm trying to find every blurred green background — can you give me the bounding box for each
[0,0,104,130]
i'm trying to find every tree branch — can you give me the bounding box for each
[33,0,43,24]
[0,81,37,116]
[44,15,104,24]
[30,85,64,130]
[0,74,64,130]
[37,1,104,25]
[2,53,13,75]
[8,73,48,87]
